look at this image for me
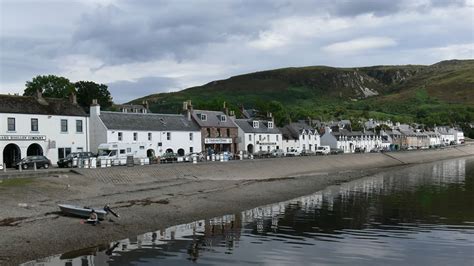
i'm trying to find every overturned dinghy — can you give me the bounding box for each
[58,204,119,220]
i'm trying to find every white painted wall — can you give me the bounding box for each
[105,129,202,156]
[0,113,88,166]
[239,132,282,154]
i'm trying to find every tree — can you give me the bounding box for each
[75,81,113,109]
[23,75,75,98]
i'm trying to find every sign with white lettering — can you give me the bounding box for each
[257,141,277,145]
[205,138,232,144]
[0,135,46,141]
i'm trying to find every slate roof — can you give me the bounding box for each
[280,121,317,140]
[331,129,378,140]
[99,111,200,131]
[0,94,87,117]
[191,110,238,128]
[234,119,281,134]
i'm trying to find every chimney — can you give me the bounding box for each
[90,99,100,116]
[69,92,77,105]
[185,100,193,121]
[34,89,48,105]
[143,100,149,112]
[223,101,229,116]
[182,101,188,111]
[307,116,312,127]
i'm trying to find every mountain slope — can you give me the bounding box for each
[131,59,474,125]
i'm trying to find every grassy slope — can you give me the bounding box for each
[132,60,474,125]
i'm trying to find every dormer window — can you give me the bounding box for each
[253,121,259,128]
[200,114,207,121]
[220,115,227,122]
[268,121,273,129]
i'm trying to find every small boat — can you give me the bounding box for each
[58,204,108,220]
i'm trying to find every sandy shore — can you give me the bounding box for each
[1,145,473,265]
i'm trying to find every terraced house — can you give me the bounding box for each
[320,128,382,153]
[184,101,239,154]
[0,92,89,168]
[89,101,202,158]
[234,118,282,154]
[280,121,320,154]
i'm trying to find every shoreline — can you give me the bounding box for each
[1,145,473,265]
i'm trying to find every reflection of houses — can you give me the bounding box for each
[185,101,239,154]
[320,128,382,153]
[234,118,282,154]
[0,92,88,167]
[89,101,201,157]
[279,121,320,153]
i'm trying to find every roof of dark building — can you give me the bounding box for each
[191,110,238,128]
[99,112,200,131]
[280,121,317,140]
[234,119,281,134]
[0,94,87,117]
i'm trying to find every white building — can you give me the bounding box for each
[280,121,320,153]
[0,93,89,167]
[89,102,202,157]
[435,126,458,145]
[234,118,282,154]
[320,128,382,153]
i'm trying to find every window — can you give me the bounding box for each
[268,121,273,129]
[207,128,211,137]
[7,117,15,131]
[302,134,305,140]
[148,132,152,141]
[190,147,194,153]
[167,132,171,140]
[120,149,126,154]
[227,128,230,137]
[217,128,221,137]
[133,132,138,141]
[158,142,162,147]
[249,135,252,141]
[276,135,279,141]
[60,119,68,133]
[189,133,193,141]
[220,115,227,122]
[118,132,123,141]
[58,147,72,159]
[76,120,83,133]
[127,148,131,153]
[253,121,259,128]
[259,135,262,141]
[200,114,207,121]
[267,134,270,140]
[31,118,38,132]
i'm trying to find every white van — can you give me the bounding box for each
[97,142,148,165]
[315,146,330,155]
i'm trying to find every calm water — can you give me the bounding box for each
[25,158,474,266]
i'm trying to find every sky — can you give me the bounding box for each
[1,0,473,103]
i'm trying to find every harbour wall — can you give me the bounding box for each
[73,144,474,182]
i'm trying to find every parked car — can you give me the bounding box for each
[160,152,177,163]
[315,146,330,155]
[235,151,249,160]
[16,156,52,170]
[354,147,365,153]
[270,149,285,157]
[256,150,271,158]
[184,152,204,162]
[300,150,315,156]
[57,152,95,168]
[330,148,344,155]
[286,148,300,157]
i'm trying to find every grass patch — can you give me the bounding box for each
[0,178,35,187]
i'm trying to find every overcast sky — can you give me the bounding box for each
[1,0,473,103]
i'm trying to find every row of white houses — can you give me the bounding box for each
[0,94,466,167]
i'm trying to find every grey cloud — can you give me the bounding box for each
[107,76,180,103]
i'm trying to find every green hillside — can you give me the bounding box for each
[131,59,474,128]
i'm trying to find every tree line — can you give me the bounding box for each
[23,75,113,110]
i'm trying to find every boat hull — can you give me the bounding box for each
[58,204,107,220]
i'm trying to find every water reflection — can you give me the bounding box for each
[23,158,474,266]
